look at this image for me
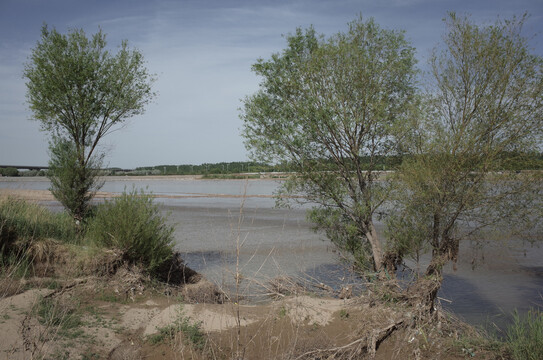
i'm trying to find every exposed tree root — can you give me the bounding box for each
[294,319,406,360]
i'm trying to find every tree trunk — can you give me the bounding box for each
[366,222,392,280]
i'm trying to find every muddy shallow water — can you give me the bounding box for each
[1,177,542,330]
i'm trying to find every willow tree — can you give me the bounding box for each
[241,17,419,278]
[387,13,543,309]
[24,25,155,221]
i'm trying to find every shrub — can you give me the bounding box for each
[0,167,19,177]
[87,189,174,274]
[0,197,77,254]
[506,308,543,360]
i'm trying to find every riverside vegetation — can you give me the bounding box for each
[0,192,542,359]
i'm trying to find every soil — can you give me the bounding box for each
[0,255,505,360]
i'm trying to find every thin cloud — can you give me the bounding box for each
[1,0,541,167]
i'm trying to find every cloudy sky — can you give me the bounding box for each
[1,0,542,168]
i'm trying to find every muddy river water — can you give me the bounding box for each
[2,177,542,330]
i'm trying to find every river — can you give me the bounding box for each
[1,176,542,331]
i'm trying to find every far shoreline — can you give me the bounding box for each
[0,173,292,181]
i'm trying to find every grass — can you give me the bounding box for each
[506,308,543,360]
[97,291,121,303]
[0,196,77,247]
[0,250,31,280]
[0,197,78,285]
[1,191,176,279]
[34,295,85,339]
[147,306,206,350]
[45,279,62,290]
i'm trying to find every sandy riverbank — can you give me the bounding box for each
[0,188,280,202]
[0,259,495,360]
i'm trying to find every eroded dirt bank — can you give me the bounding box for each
[1,259,504,360]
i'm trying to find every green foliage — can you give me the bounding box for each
[148,308,205,349]
[35,296,84,338]
[0,167,19,177]
[87,189,174,274]
[0,198,77,279]
[24,24,155,221]
[308,207,375,272]
[132,161,273,176]
[24,24,155,138]
[201,173,260,180]
[0,251,31,279]
[115,154,543,177]
[506,308,543,360]
[386,13,543,279]
[0,197,77,255]
[48,138,104,222]
[241,15,419,276]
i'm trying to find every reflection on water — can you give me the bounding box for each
[1,177,541,328]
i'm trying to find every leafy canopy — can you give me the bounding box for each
[24,25,155,221]
[24,25,155,162]
[387,13,543,282]
[241,16,419,275]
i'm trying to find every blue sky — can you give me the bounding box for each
[1,0,542,168]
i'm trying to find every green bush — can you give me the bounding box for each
[506,308,543,360]
[0,167,19,177]
[0,197,77,253]
[87,189,174,274]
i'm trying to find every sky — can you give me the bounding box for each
[1,0,542,169]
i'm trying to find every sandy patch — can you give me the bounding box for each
[0,289,54,360]
[282,295,349,326]
[121,305,163,331]
[142,303,260,336]
[140,296,349,337]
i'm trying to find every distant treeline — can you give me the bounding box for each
[0,168,47,177]
[2,152,542,177]
[78,152,543,176]
[132,161,274,175]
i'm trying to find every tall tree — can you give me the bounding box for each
[24,25,155,221]
[387,13,543,310]
[241,16,419,278]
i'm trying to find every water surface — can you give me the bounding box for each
[1,177,541,329]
